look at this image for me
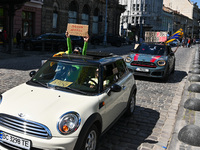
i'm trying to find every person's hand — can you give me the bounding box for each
[84,35,89,42]
[65,31,70,38]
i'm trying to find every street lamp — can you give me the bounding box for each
[103,0,108,46]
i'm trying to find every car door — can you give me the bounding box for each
[98,62,128,131]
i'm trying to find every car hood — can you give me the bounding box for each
[130,53,167,62]
[1,83,98,136]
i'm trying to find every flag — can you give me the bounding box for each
[165,28,184,44]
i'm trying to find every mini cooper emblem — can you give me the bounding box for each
[18,113,25,117]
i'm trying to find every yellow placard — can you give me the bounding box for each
[67,23,88,37]
[50,79,73,87]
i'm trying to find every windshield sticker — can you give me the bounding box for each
[49,79,73,87]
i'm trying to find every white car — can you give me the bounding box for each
[0,52,137,150]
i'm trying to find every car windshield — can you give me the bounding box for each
[135,43,165,55]
[30,60,99,94]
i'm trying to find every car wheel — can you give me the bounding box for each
[125,90,136,116]
[81,125,99,150]
[162,66,169,82]
[172,62,175,73]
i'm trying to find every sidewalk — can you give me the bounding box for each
[168,45,200,150]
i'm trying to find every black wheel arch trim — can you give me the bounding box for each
[73,113,102,150]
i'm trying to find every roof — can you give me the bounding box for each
[50,51,123,66]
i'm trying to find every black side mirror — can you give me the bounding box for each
[29,71,36,77]
[107,84,122,96]
[111,84,122,92]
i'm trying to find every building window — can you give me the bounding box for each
[92,8,99,34]
[133,4,135,11]
[68,1,78,23]
[53,12,58,28]
[136,17,139,24]
[137,4,139,11]
[145,4,147,11]
[52,3,58,29]
[22,11,34,37]
[132,17,135,24]
[82,5,90,25]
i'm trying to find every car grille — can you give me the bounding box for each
[0,114,52,139]
[131,61,157,68]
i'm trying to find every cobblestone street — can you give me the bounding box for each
[0,45,196,150]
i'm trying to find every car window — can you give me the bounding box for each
[31,60,99,94]
[102,63,119,90]
[135,43,165,55]
[115,59,127,79]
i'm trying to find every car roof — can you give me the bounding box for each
[50,51,123,66]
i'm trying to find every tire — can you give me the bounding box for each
[171,62,175,73]
[162,66,169,82]
[125,90,136,116]
[80,125,99,150]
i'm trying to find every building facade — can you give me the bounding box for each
[0,0,43,43]
[163,0,200,38]
[41,0,125,36]
[119,0,163,41]
[0,0,125,45]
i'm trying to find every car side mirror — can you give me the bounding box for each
[107,84,122,96]
[29,71,36,77]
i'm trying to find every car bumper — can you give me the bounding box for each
[0,127,77,150]
[128,65,166,78]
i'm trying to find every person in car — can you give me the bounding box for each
[53,31,89,57]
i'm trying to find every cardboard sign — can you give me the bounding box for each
[67,23,88,37]
[145,31,167,42]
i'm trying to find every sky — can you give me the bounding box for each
[191,0,200,7]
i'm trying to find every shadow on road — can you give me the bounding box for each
[97,106,159,149]
[134,70,187,84]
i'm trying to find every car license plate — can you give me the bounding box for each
[0,131,31,150]
[136,67,149,72]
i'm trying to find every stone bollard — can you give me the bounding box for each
[178,46,200,147]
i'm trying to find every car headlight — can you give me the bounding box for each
[57,111,81,135]
[0,94,2,104]
[157,60,166,66]
[125,56,132,63]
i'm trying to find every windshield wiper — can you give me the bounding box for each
[30,80,48,88]
[55,86,88,95]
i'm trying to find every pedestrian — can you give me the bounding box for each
[184,37,188,47]
[181,37,185,47]
[2,30,8,48]
[187,38,190,48]
[16,29,21,48]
